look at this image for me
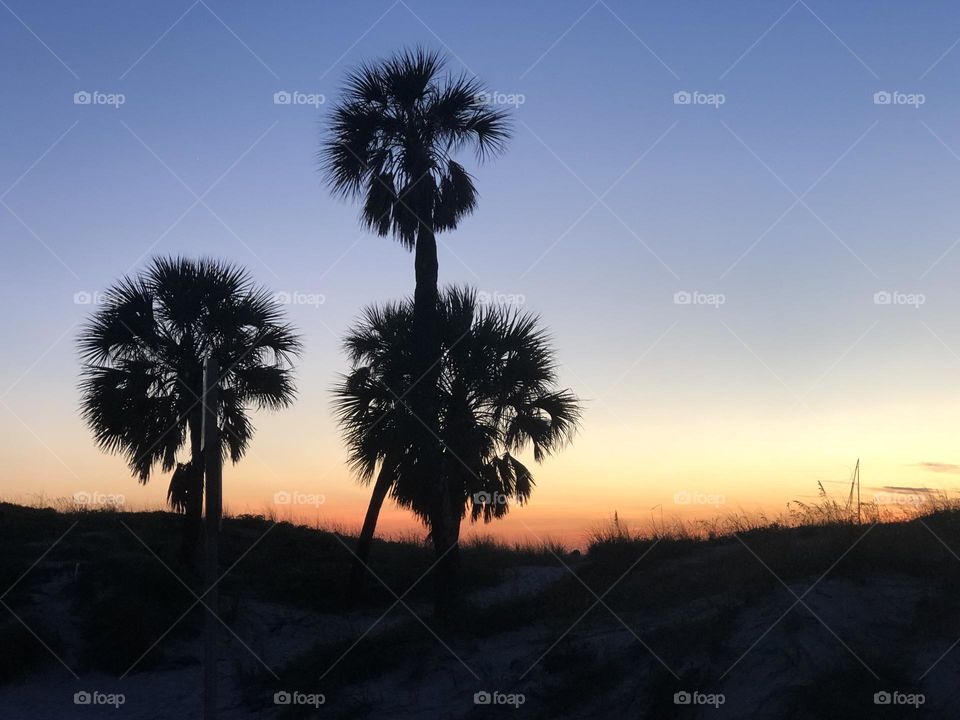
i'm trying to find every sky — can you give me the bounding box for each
[3,0,960,547]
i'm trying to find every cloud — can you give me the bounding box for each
[878,485,937,495]
[914,462,960,474]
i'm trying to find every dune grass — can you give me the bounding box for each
[587,487,960,549]
[3,491,960,716]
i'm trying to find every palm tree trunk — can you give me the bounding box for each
[348,459,396,599]
[178,411,205,566]
[437,498,462,614]
[410,215,457,616]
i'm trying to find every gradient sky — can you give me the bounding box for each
[3,0,960,546]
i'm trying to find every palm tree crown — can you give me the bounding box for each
[78,257,302,490]
[320,47,511,245]
[334,288,580,525]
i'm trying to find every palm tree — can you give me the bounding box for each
[334,288,580,598]
[79,257,301,564]
[320,49,511,603]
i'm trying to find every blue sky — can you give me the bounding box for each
[3,1,960,540]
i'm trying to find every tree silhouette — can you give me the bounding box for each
[335,288,580,597]
[78,257,301,563]
[320,48,511,611]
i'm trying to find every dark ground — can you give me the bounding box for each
[1,501,959,718]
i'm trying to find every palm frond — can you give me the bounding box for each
[78,256,303,489]
[320,47,512,243]
[333,286,581,526]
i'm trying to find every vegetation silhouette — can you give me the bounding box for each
[320,47,512,613]
[78,256,301,564]
[334,287,580,596]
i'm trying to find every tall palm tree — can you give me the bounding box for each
[79,257,301,563]
[320,49,511,603]
[334,288,580,598]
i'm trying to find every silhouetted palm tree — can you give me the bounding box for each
[320,49,511,608]
[79,257,301,563]
[335,288,580,597]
